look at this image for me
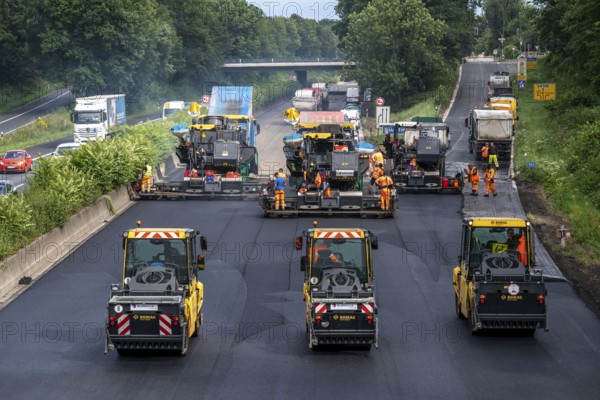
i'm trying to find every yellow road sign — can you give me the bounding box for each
[534,83,556,101]
[527,60,537,70]
[518,74,526,81]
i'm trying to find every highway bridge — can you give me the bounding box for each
[222,58,356,86]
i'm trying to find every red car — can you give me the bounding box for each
[0,150,33,173]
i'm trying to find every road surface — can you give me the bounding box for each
[1,66,599,399]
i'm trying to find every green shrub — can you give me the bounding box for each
[0,119,179,261]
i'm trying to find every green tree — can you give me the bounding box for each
[342,0,448,106]
[333,0,371,49]
[39,0,179,98]
[0,0,40,85]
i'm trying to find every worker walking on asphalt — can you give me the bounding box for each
[481,143,489,167]
[484,165,497,197]
[465,164,480,196]
[141,161,152,193]
[488,142,499,168]
[274,172,286,210]
[375,172,394,210]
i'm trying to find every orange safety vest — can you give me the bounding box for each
[314,173,322,188]
[481,145,489,158]
[372,152,383,165]
[375,175,393,189]
[371,167,384,179]
[470,166,480,182]
[485,168,495,182]
[517,236,528,266]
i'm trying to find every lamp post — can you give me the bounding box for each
[498,37,506,60]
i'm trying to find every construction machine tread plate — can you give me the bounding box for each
[136,187,260,200]
[264,208,395,218]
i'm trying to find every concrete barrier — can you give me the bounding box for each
[0,185,134,308]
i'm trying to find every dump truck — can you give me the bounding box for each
[105,223,208,355]
[453,218,548,335]
[487,71,511,100]
[465,109,513,161]
[488,96,518,130]
[71,94,126,143]
[292,89,320,111]
[259,123,395,217]
[135,115,262,199]
[297,222,379,349]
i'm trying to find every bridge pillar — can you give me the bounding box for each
[294,70,308,87]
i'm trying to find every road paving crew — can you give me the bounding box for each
[465,164,480,196]
[375,172,394,210]
[141,161,152,193]
[274,172,286,210]
[484,165,497,197]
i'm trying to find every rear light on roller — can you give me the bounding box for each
[479,295,486,304]
[315,315,322,325]
[537,295,545,305]
[367,315,374,325]
[109,315,116,326]
[173,316,179,326]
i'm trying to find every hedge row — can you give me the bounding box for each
[0,119,180,260]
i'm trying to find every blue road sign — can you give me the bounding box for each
[518,80,526,89]
[527,162,537,168]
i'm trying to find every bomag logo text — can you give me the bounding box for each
[139,315,157,321]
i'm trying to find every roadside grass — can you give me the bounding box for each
[0,108,72,154]
[367,96,441,146]
[515,69,600,264]
[390,97,438,122]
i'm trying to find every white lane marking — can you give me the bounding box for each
[0,90,71,126]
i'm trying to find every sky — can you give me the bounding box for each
[248,0,339,21]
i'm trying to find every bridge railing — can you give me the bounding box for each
[223,57,348,64]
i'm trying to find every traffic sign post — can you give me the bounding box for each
[533,83,556,101]
[376,106,390,128]
[518,80,526,89]
[375,97,385,106]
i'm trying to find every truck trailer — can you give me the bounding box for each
[466,109,513,161]
[71,94,126,143]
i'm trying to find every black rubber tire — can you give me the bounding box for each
[191,312,201,337]
[116,349,133,356]
[468,310,479,336]
[455,294,465,319]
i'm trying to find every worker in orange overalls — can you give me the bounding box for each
[516,235,528,266]
[481,143,489,166]
[371,148,384,170]
[314,170,322,192]
[370,163,384,189]
[484,165,497,197]
[466,164,480,196]
[141,161,152,193]
[375,172,394,210]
